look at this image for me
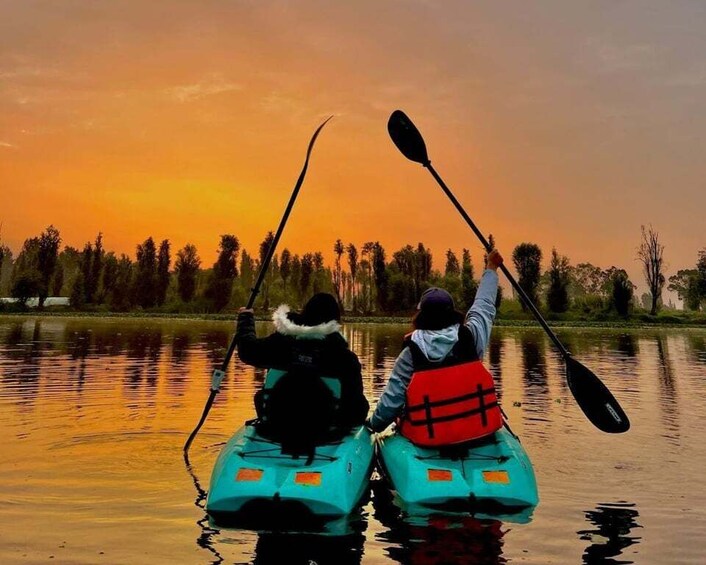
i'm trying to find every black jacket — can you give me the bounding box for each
[235,307,369,428]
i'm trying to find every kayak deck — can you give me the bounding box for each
[206,424,374,527]
[376,426,538,516]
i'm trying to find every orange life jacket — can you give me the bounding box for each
[399,328,503,447]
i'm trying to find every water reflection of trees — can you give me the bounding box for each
[1,321,42,406]
[166,332,192,396]
[577,501,641,564]
[520,331,550,426]
[685,334,706,366]
[615,334,638,358]
[124,330,163,393]
[655,337,679,444]
[488,333,503,403]
[347,325,408,389]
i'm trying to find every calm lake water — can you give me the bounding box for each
[0,316,705,564]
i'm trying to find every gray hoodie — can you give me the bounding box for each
[368,269,499,432]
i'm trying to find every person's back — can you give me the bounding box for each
[367,250,504,446]
[236,293,369,453]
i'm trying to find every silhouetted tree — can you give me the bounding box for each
[667,269,701,310]
[80,242,93,302]
[637,225,665,315]
[547,248,571,313]
[698,248,706,304]
[133,237,158,309]
[35,225,62,307]
[332,240,345,310]
[610,269,634,317]
[290,254,302,304]
[372,242,388,311]
[10,226,61,308]
[175,244,200,302]
[346,243,359,311]
[52,264,64,296]
[360,242,376,313]
[156,239,171,306]
[110,255,133,311]
[512,243,543,309]
[240,250,254,294]
[445,249,460,276]
[88,233,103,303]
[0,244,8,296]
[280,248,292,295]
[11,274,40,307]
[100,252,118,302]
[415,243,433,294]
[313,251,326,294]
[55,246,80,300]
[300,253,314,297]
[204,234,240,312]
[571,262,608,297]
[69,272,85,309]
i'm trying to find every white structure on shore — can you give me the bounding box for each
[0,297,70,308]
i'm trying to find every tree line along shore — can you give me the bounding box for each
[1,225,705,325]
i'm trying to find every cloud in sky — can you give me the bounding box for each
[167,74,242,103]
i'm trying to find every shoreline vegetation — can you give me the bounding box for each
[2,307,704,329]
[1,226,705,329]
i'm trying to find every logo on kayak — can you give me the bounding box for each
[606,403,622,423]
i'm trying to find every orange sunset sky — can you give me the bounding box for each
[1,1,704,296]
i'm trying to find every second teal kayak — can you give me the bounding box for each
[376,426,538,516]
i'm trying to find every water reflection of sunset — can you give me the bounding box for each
[3,318,705,562]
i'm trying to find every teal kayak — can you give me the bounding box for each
[206,424,374,527]
[376,426,538,516]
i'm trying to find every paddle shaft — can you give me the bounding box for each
[183,117,332,454]
[424,161,570,358]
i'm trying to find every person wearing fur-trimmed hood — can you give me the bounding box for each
[235,293,369,431]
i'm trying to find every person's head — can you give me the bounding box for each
[291,293,341,326]
[412,287,464,330]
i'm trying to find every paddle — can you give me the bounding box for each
[183,116,333,456]
[387,110,629,434]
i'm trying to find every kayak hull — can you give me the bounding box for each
[376,427,538,515]
[206,424,374,526]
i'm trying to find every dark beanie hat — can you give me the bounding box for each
[300,293,341,326]
[413,287,464,330]
[418,287,455,310]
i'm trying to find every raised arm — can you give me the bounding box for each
[465,249,503,358]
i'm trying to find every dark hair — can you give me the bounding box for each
[288,293,341,327]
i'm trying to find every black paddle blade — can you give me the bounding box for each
[388,110,430,165]
[565,356,630,433]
